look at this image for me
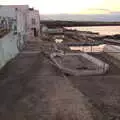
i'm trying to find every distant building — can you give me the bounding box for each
[7,5,29,33]
[6,5,40,38]
[27,8,40,37]
[0,6,17,37]
[1,5,27,38]
[0,6,27,53]
[0,6,16,18]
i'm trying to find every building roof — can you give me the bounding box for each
[6,5,29,11]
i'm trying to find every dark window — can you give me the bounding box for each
[32,18,36,25]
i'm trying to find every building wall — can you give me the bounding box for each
[0,5,40,41]
[0,6,27,69]
[27,10,40,37]
[17,10,26,34]
[0,6,27,33]
[0,6,16,19]
[0,6,17,38]
[7,5,29,11]
[0,32,19,69]
[7,5,29,33]
[27,10,40,30]
[8,5,40,38]
[0,5,40,69]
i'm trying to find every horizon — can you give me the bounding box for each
[0,0,120,14]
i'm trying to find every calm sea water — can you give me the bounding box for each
[68,26,120,35]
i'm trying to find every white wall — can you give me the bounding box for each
[6,5,29,11]
[0,6,16,18]
[27,10,40,31]
[17,10,26,34]
[0,33,19,69]
[0,5,27,34]
[7,5,29,33]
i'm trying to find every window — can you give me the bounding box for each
[31,18,36,25]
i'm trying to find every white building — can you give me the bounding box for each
[0,5,40,70]
[0,6,16,18]
[7,5,29,34]
[0,6,16,30]
[27,8,40,37]
[0,6,28,69]
[7,5,40,38]
[0,5,40,40]
[0,5,28,36]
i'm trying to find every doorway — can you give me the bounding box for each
[32,28,37,37]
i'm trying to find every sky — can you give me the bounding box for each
[0,0,120,14]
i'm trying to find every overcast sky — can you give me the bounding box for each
[0,0,120,14]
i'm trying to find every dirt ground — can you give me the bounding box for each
[68,52,120,119]
[1,39,120,119]
[54,55,97,70]
[0,41,104,120]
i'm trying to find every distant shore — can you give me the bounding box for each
[41,20,120,27]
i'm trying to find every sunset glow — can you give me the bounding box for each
[0,0,120,14]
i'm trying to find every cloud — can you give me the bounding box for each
[78,8,111,14]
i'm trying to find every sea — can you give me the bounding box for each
[67,26,120,35]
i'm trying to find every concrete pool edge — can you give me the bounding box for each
[50,52,109,76]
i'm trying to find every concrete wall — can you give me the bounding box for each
[0,32,19,69]
[102,45,120,68]
[104,45,120,61]
[50,52,109,76]
[70,44,105,52]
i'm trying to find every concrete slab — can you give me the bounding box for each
[50,52,109,76]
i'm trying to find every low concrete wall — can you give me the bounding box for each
[104,45,120,67]
[70,44,105,52]
[50,52,109,76]
[0,32,19,69]
[104,45,120,61]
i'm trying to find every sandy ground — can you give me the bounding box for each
[0,41,104,120]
